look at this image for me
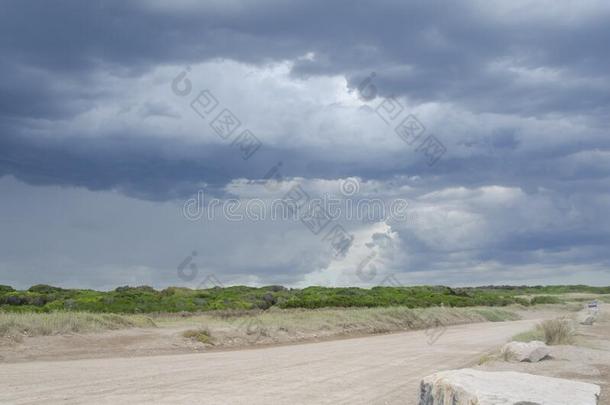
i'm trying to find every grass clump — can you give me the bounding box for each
[513,318,575,345]
[182,328,213,344]
[471,308,520,322]
[478,353,497,365]
[0,311,156,340]
[540,318,575,345]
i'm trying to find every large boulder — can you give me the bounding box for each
[501,340,550,362]
[420,369,600,405]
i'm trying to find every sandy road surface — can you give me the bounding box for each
[0,319,539,405]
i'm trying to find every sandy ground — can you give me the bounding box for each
[0,326,193,363]
[0,319,541,405]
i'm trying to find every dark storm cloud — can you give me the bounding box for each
[0,131,262,200]
[0,127,444,200]
[2,0,610,116]
[0,0,609,198]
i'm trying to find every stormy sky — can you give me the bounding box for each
[1,0,609,289]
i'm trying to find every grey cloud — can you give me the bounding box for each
[2,0,609,118]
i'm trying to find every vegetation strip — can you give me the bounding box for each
[1,284,607,314]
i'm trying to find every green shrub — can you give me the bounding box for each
[530,295,563,305]
[513,297,530,306]
[28,284,66,294]
[0,285,15,293]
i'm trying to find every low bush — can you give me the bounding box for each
[530,295,563,305]
[0,285,15,294]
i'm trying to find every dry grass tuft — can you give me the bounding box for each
[513,317,575,345]
[182,328,214,344]
[539,318,575,345]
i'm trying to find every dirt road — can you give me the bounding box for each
[0,319,539,405]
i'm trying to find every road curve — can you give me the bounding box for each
[0,319,539,405]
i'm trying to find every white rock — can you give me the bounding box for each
[578,308,598,325]
[580,315,596,325]
[419,368,600,405]
[501,340,550,362]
